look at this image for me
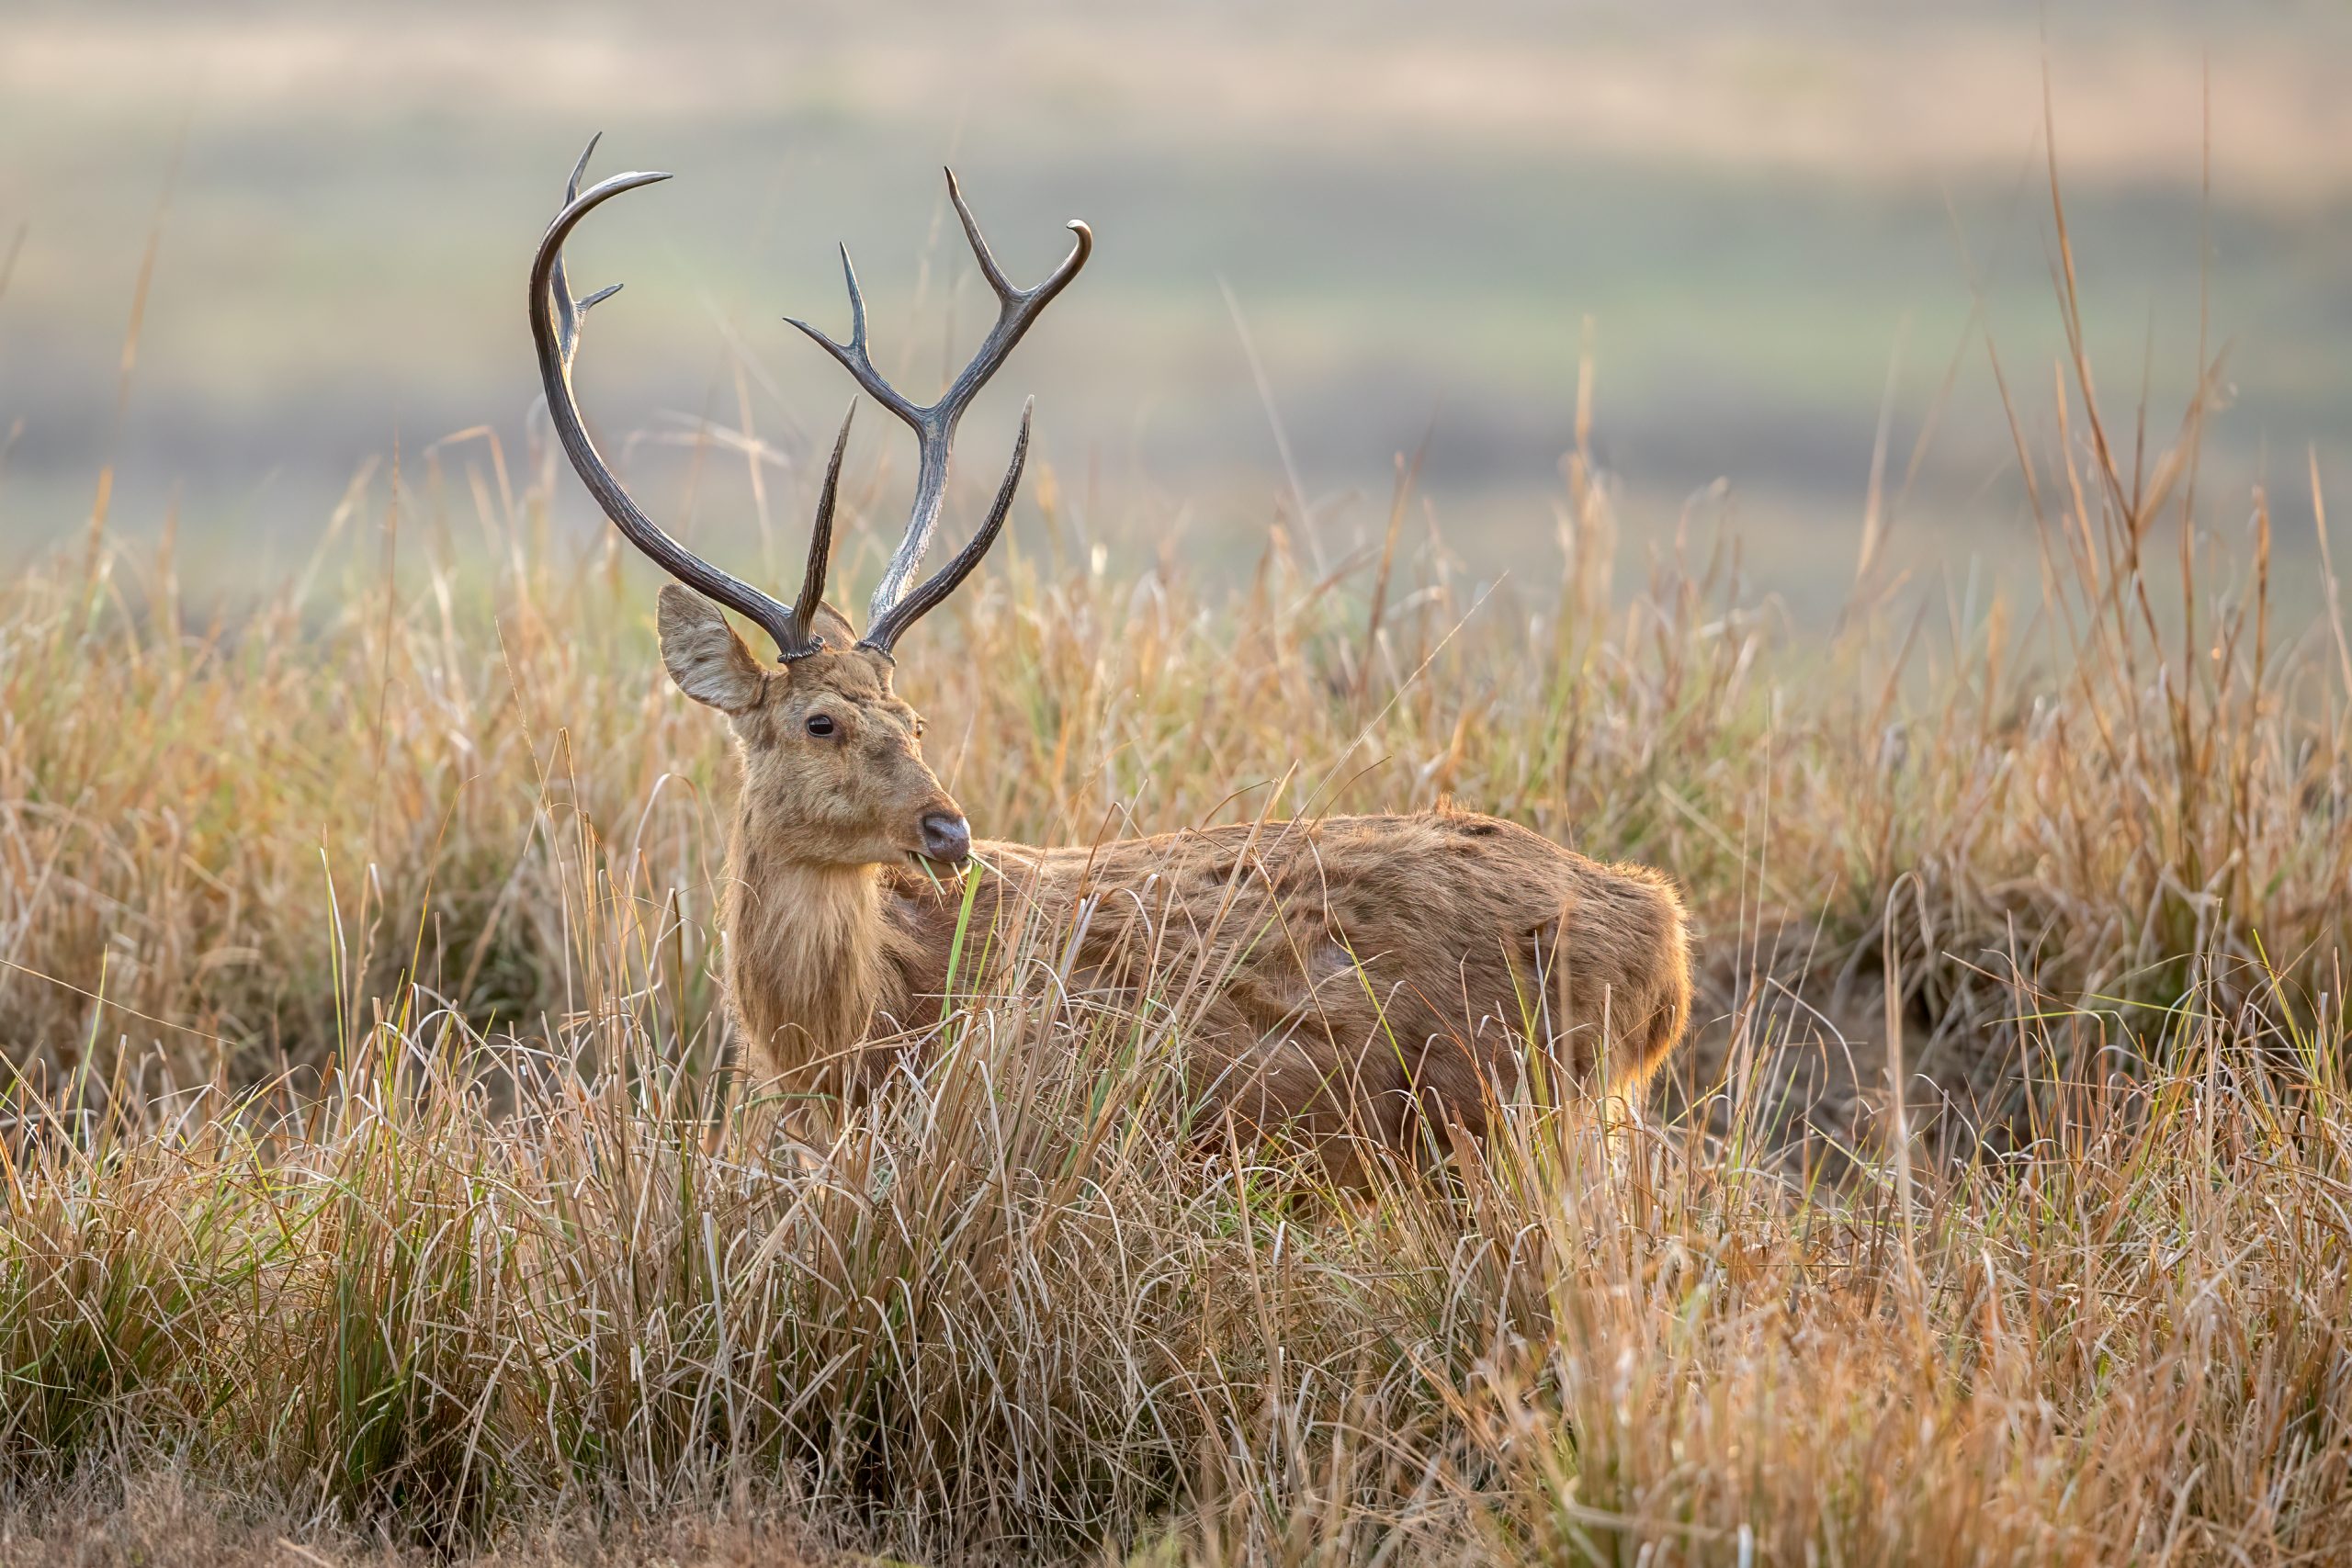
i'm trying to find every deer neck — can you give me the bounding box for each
[722,820,903,1091]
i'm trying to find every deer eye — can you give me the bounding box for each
[911,717,925,739]
[805,713,836,739]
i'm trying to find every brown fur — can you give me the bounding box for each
[662,584,1692,1167]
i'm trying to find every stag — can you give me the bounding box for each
[530,141,1691,1172]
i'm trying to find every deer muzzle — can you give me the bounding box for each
[918,810,972,865]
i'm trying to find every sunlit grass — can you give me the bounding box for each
[4,201,2350,1562]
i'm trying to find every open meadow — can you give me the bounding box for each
[6,5,2352,1565]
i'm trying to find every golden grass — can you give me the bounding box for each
[4,214,2351,1563]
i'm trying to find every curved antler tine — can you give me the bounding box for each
[933,174,1091,422]
[946,167,1093,321]
[532,138,820,660]
[782,249,922,432]
[862,400,1031,656]
[548,135,629,370]
[792,401,855,639]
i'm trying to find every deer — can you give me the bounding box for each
[530,141,1692,1176]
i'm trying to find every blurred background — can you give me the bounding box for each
[3,0,2347,621]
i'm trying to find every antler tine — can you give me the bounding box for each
[533,137,828,661]
[548,137,628,367]
[782,170,1090,648]
[794,402,856,635]
[944,168,1022,304]
[782,251,922,431]
[940,168,1095,388]
[863,400,1031,656]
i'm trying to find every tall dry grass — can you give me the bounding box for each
[4,181,2351,1562]
[2,896,2346,1562]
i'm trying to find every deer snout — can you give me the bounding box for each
[918,809,971,865]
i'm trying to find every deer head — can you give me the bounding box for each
[529,138,1090,871]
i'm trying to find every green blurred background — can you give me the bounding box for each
[3,1,2346,621]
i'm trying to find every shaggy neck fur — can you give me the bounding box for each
[722,806,906,1093]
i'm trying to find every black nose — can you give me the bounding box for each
[918,811,971,864]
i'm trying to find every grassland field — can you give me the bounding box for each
[6,7,2352,1564]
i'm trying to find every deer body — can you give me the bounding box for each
[533,141,1691,1167]
[726,794,1690,1153]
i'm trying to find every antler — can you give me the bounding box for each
[531,136,849,661]
[785,170,1091,655]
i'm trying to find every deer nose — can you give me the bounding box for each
[919,810,971,865]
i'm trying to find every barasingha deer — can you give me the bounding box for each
[531,141,1691,1173]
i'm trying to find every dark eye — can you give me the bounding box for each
[805,713,836,739]
[911,717,925,739]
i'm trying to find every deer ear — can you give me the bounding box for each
[657,584,764,712]
[808,602,859,653]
